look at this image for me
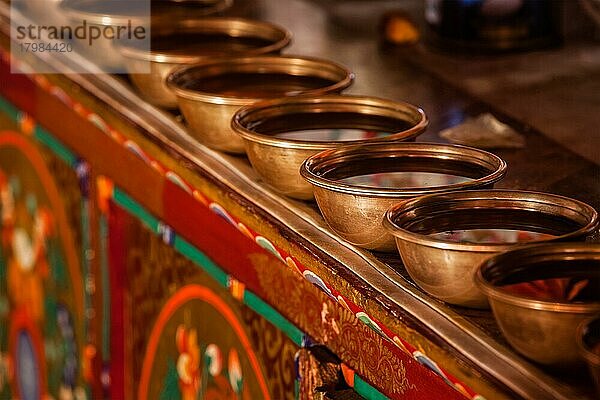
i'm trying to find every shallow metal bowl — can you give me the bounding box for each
[120,18,291,108]
[384,190,598,308]
[62,0,151,68]
[232,95,427,200]
[578,315,600,396]
[475,244,600,367]
[168,56,354,154]
[62,0,231,69]
[20,0,69,27]
[300,142,505,251]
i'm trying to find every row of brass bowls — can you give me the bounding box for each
[476,244,600,368]
[299,142,506,250]
[120,18,292,107]
[233,96,428,200]
[61,0,234,69]
[167,56,355,153]
[384,190,598,308]
[115,12,600,377]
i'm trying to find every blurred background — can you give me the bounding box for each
[217,0,600,164]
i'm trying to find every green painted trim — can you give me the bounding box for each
[355,376,390,400]
[0,96,19,122]
[34,125,77,166]
[172,236,229,288]
[0,95,77,166]
[113,187,159,233]
[244,291,304,347]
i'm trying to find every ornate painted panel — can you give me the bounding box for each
[110,204,299,400]
[0,131,95,399]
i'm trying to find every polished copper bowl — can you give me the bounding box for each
[62,0,232,69]
[578,315,600,396]
[120,18,291,107]
[301,142,506,251]
[168,56,354,154]
[476,244,600,367]
[232,95,427,200]
[21,0,69,27]
[384,190,598,308]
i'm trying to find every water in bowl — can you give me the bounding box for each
[338,171,472,189]
[429,229,556,244]
[151,34,276,56]
[275,128,392,141]
[502,277,595,303]
[263,112,415,141]
[186,73,338,98]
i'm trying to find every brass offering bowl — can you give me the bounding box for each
[233,95,427,200]
[578,315,600,396]
[384,190,598,308]
[120,18,291,107]
[168,56,354,154]
[301,142,506,251]
[475,244,600,367]
[21,0,69,28]
[62,0,231,69]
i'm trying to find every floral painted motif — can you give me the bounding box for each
[140,285,269,400]
[0,133,87,400]
[204,344,222,377]
[176,325,201,400]
[162,329,254,400]
[169,329,253,400]
[4,185,53,324]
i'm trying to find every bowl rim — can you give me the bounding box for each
[62,0,232,25]
[300,141,505,197]
[119,17,291,63]
[383,189,599,252]
[231,95,428,150]
[474,243,600,313]
[577,315,600,365]
[166,55,354,106]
